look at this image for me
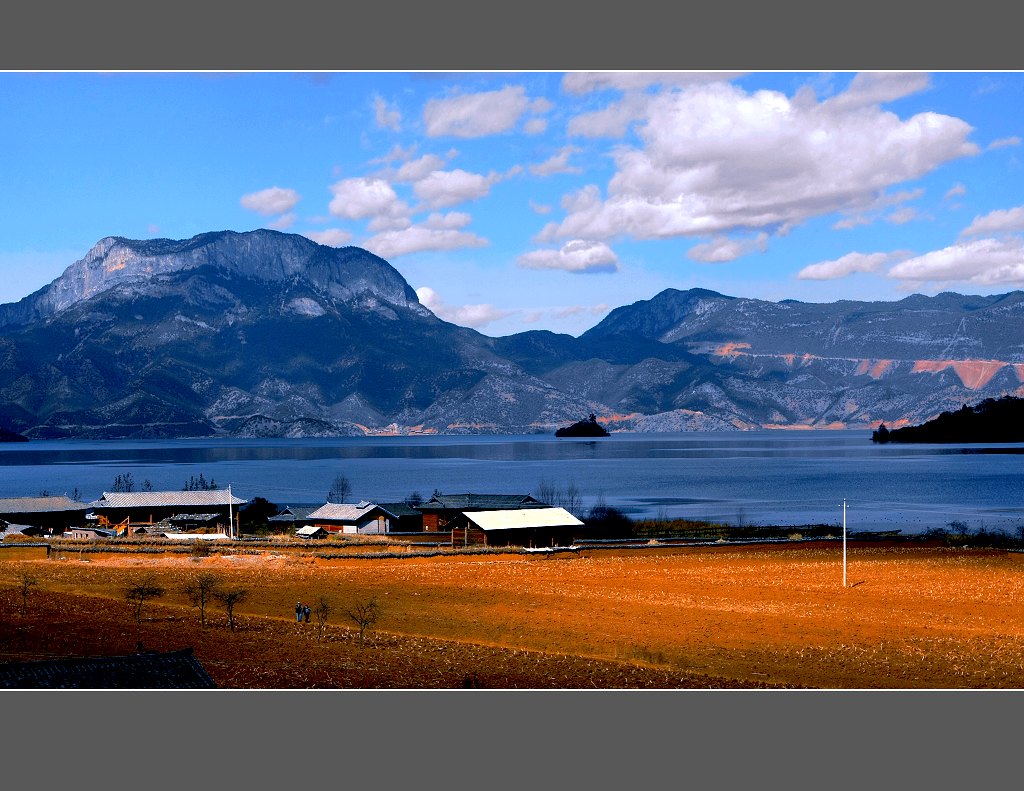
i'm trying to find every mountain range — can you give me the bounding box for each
[1,229,1022,439]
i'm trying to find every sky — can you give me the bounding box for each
[1,70,1023,337]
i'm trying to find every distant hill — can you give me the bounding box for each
[872,396,1024,443]
[1,229,1023,438]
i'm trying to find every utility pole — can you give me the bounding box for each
[842,498,847,588]
[228,484,234,540]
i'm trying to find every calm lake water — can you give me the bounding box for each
[2,430,1022,534]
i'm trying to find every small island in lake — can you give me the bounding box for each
[872,395,1024,443]
[555,413,610,438]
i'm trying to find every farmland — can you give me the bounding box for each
[2,540,1024,688]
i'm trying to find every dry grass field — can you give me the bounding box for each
[3,540,1024,688]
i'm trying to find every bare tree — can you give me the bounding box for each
[183,572,220,628]
[112,472,135,493]
[565,480,582,518]
[125,575,165,625]
[314,596,333,642]
[346,597,379,646]
[328,474,352,503]
[16,572,37,616]
[216,588,248,631]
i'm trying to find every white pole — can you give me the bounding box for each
[228,484,234,540]
[842,498,847,588]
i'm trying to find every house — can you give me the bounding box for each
[1,520,45,540]
[167,513,221,531]
[305,501,393,534]
[295,525,329,539]
[415,493,547,533]
[63,527,116,540]
[374,502,424,532]
[0,496,89,535]
[267,505,318,531]
[0,647,217,689]
[457,507,585,548]
[88,490,247,536]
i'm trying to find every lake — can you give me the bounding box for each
[1,430,1022,534]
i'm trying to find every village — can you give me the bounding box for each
[0,487,590,550]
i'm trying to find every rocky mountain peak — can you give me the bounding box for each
[0,230,423,327]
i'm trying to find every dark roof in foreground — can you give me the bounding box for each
[417,494,545,511]
[0,648,217,689]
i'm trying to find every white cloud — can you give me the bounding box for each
[945,182,967,200]
[529,146,583,177]
[303,229,354,247]
[988,136,1022,150]
[543,80,978,244]
[517,239,619,273]
[567,93,650,138]
[393,153,448,183]
[415,286,513,328]
[267,212,297,230]
[364,224,488,259]
[240,186,300,216]
[423,85,531,138]
[529,200,552,215]
[886,207,919,225]
[687,233,769,263]
[960,205,1024,237]
[328,177,409,222]
[523,117,548,135]
[423,212,472,230]
[413,168,501,209]
[561,71,744,94]
[887,237,1024,285]
[822,72,931,111]
[373,94,401,131]
[796,251,894,280]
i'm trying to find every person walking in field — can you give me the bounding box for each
[303,604,311,623]
[296,601,303,622]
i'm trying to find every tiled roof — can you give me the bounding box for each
[0,496,87,514]
[269,506,318,522]
[418,494,545,511]
[89,490,246,509]
[307,502,379,522]
[168,513,221,522]
[0,648,217,689]
[465,507,584,531]
[375,502,422,518]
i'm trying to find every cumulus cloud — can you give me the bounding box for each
[529,200,553,215]
[988,136,1022,150]
[541,80,978,245]
[886,207,919,225]
[267,212,297,230]
[517,239,619,273]
[796,251,895,280]
[567,93,650,138]
[822,72,931,111]
[393,153,448,183]
[413,168,501,209]
[960,205,1024,237]
[945,182,967,200]
[328,177,409,223]
[415,286,513,328]
[523,117,548,135]
[888,237,1024,286]
[423,85,532,138]
[240,186,301,216]
[364,223,488,259]
[303,229,354,247]
[373,94,401,131]
[529,146,583,177]
[687,233,769,263]
[561,71,745,94]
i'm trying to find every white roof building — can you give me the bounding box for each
[464,507,584,531]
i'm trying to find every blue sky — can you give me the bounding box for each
[2,71,1022,337]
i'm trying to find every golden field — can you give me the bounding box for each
[3,540,1024,689]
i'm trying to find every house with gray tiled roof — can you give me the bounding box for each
[306,501,392,534]
[88,490,246,536]
[0,496,88,534]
